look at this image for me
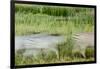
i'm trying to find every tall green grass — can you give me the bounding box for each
[15,4,95,65]
[15,4,94,36]
[15,12,94,35]
[15,4,94,17]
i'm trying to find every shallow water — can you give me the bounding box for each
[15,33,65,56]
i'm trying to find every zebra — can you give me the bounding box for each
[72,32,94,58]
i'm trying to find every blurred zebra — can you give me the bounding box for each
[72,32,94,58]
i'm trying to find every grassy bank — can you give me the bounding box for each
[15,4,95,65]
[15,4,94,36]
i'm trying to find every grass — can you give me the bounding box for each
[15,51,94,65]
[15,13,94,36]
[15,4,95,65]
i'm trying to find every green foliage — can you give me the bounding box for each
[15,4,95,65]
[15,13,94,35]
[85,47,94,58]
[15,4,93,17]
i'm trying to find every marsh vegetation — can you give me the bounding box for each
[15,4,95,65]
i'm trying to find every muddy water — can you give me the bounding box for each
[15,33,65,57]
